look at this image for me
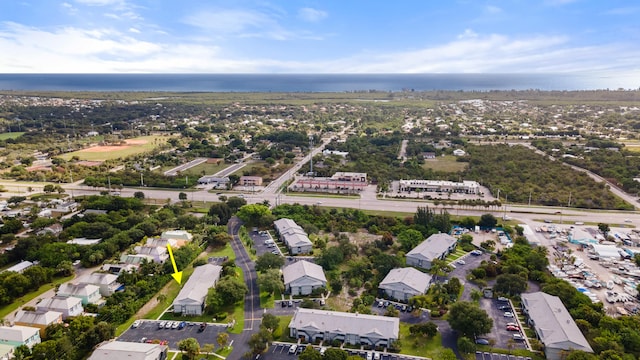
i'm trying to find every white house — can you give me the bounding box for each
[172,264,222,316]
[14,310,63,334]
[36,296,84,319]
[289,308,399,348]
[521,292,593,360]
[88,341,168,360]
[379,267,432,302]
[283,261,327,296]
[0,325,41,349]
[273,218,313,255]
[77,272,122,296]
[161,230,193,242]
[406,233,457,270]
[134,245,168,263]
[57,283,102,305]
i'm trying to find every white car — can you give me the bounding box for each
[503,312,514,318]
[374,352,380,360]
[288,345,298,354]
[366,352,373,360]
[456,259,466,265]
[132,320,141,328]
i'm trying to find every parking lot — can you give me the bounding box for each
[265,343,423,360]
[369,300,430,324]
[117,320,227,350]
[250,230,284,257]
[475,352,532,360]
[478,298,528,350]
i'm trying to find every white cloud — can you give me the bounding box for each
[485,5,502,14]
[457,29,478,39]
[298,7,328,22]
[128,27,140,33]
[74,0,125,6]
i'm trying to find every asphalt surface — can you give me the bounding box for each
[265,343,420,360]
[118,320,227,350]
[475,352,532,360]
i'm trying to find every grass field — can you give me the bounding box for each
[180,161,229,177]
[422,155,467,172]
[398,323,443,357]
[59,135,170,161]
[0,132,25,140]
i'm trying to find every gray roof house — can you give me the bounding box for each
[88,341,168,360]
[57,283,102,305]
[77,272,122,296]
[289,308,399,348]
[172,264,222,316]
[36,296,83,319]
[379,267,432,302]
[283,260,327,296]
[520,292,593,360]
[273,218,313,255]
[406,233,457,270]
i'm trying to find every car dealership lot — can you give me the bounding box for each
[117,320,227,350]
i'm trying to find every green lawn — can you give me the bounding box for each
[398,323,443,357]
[0,274,74,319]
[59,135,170,161]
[0,132,25,140]
[422,155,468,172]
[274,315,294,341]
[180,161,229,177]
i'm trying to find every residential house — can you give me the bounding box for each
[379,267,432,302]
[273,218,313,255]
[283,261,327,295]
[289,308,399,348]
[406,233,457,270]
[55,201,78,213]
[36,296,83,319]
[172,264,222,316]
[88,341,168,360]
[14,310,63,336]
[3,261,34,274]
[120,254,154,267]
[161,230,193,242]
[77,272,122,296]
[36,223,63,236]
[0,325,41,349]
[0,344,13,360]
[57,283,102,305]
[520,292,593,360]
[134,245,168,263]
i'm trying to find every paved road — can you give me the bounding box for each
[228,217,261,360]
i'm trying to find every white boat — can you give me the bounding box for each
[623,285,638,297]
[606,280,614,290]
[613,276,623,285]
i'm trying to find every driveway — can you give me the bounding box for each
[118,320,228,350]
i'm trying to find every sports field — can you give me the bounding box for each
[59,135,170,161]
[0,132,25,140]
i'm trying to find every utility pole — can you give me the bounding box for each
[309,136,314,176]
[141,173,144,186]
[568,192,572,207]
[528,190,532,206]
[108,176,111,193]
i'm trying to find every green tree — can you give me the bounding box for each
[261,313,280,333]
[598,223,611,237]
[318,246,344,271]
[255,252,285,272]
[236,204,275,227]
[258,269,284,295]
[226,196,247,212]
[208,203,232,224]
[448,301,493,338]
[179,192,188,201]
[248,328,272,355]
[436,348,457,360]
[478,214,498,229]
[178,338,201,360]
[217,332,229,348]
[133,191,145,199]
[457,336,476,354]
[216,276,248,305]
[299,346,323,360]
[397,229,424,252]
[324,348,349,360]
[43,184,56,193]
[494,274,528,296]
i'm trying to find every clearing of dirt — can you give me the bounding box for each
[80,139,149,153]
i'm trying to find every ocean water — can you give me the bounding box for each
[0,73,634,92]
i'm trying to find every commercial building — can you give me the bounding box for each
[520,292,593,360]
[379,267,432,302]
[289,308,399,348]
[88,341,168,360]
[283,261,327,295]
[406,233,457,270]
[239,176,263,186]
[172,264,222,316]
[398,179,480,194]
[290,172,367,193]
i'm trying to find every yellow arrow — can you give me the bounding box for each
[166,243,183,284]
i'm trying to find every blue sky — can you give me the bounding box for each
[0,0,639,74]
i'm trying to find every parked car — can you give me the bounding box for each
[374,352,381,360]
[506,325,520,331]
[377,301,384,308]
[503,312,514,318]
[158,321,166,329]
[498,305,511,310]
[281,301,287,308]
[178,321,186,330]
[475,338,490,345]
[198,322,207,332]
[171,321,180,329]
[383,301,390,307]
[497,297,508,302]
[132,320,141,328]
[319,347,326,356]
[471,250,483,256]
[289,345,298,354]
[288,300,293,307]
[513,334,524,341]
[366,352,373,360]
[506,322,518,327]
[401,305,407,312]
[456,259,466,265]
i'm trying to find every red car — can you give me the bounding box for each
[506,325,520,331]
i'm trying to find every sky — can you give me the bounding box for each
[0,0,639,74]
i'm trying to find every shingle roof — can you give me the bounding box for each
[379,267,432,294]
[406,233,457,261]
[283,260,327,285]
[173,264,222,305]
[289,308,399,340]
[521,292,593,353]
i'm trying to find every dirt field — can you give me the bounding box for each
[59,135,169,161]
